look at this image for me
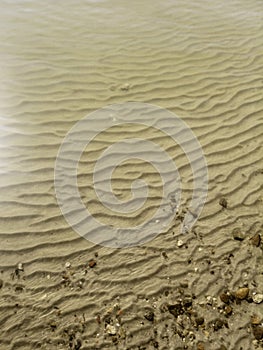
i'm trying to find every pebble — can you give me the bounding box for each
[213,318,225,331]
[219,197,227,208]
[251,314,261,325]
[161,251,168,259]
[180,281,189,288]
[17,263,24,271]
[252,325,263,340]
[168,303,184,317]
[65,262,71,269]
[197,342,205,350]
[252,294,263,304]
[144,310,154,322]
[232,228,245,241]
[224,305,233,316]
[177,239,184,247]
[206,296,213,305]
[88,259,96,268]
[235,287,249,300]
[105,324,117,335]
[250,233,261,247]
[195,316,204,326]
[183,297,192,308]
[120,83,130,91]
[220,292,230,304]
[0,279,3,289]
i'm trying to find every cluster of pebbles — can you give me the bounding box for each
[100,280,263,349]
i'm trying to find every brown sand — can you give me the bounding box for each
[0,0,262,349]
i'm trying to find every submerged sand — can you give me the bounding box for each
[0,0,262,349]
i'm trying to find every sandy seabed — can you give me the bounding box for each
[0,0,262,349]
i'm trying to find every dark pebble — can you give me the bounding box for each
[183,297,192,308]
[250,233,261,247]
[195,316,204,326]
[153,340,159,348]
[224,305,233,316]
[213,319,224,331]
[168,303,184,317]
[104,315,112,325]
[144,310,154,322]
[0,279,3,289]
[15,285,24,293]
[219,197,227,208]
[252,325,263,340]
[88,259,96,268]
[220,292,230,304]
[161,251,168,259]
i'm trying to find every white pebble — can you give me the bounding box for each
[252,294,263,304]
[177,239,184,247]
[17,263,24,271]
[106,324,116,335]
[65,262,71,268]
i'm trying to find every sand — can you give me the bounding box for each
[0,0,262,349]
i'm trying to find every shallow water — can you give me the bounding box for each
[0,0,262,349]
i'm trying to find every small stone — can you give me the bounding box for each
[206,295,213,305]
[213,319,224,331]
[251,314,261,325]
[15,285,24,293]
[232,228,245,241]
[197,342,205,350]
[183,297,192,308]
[177,239,184,247]
[250,234,261,247]
[153,341,159,348]
[219,197,227,208]
[235,287,249,300]
[168,303,184,317]
[252,293,263,304]
[0,279,3,289]
[220,292,230,304]
[49,321,57,330]
[252,325,263,340]
[144,310,154,322]
[224,305,233,316]
[17,263,24,271]
[88,259,96,268]
[65,262,71,269]
[180,281,189,288]
[120,83,130,91]
[195,316,204,326]
[106,324,117,335]
[162,251,168,259]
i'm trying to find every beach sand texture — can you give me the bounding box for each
[0,0,262,349]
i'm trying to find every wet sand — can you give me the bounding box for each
[0,0,262,349]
